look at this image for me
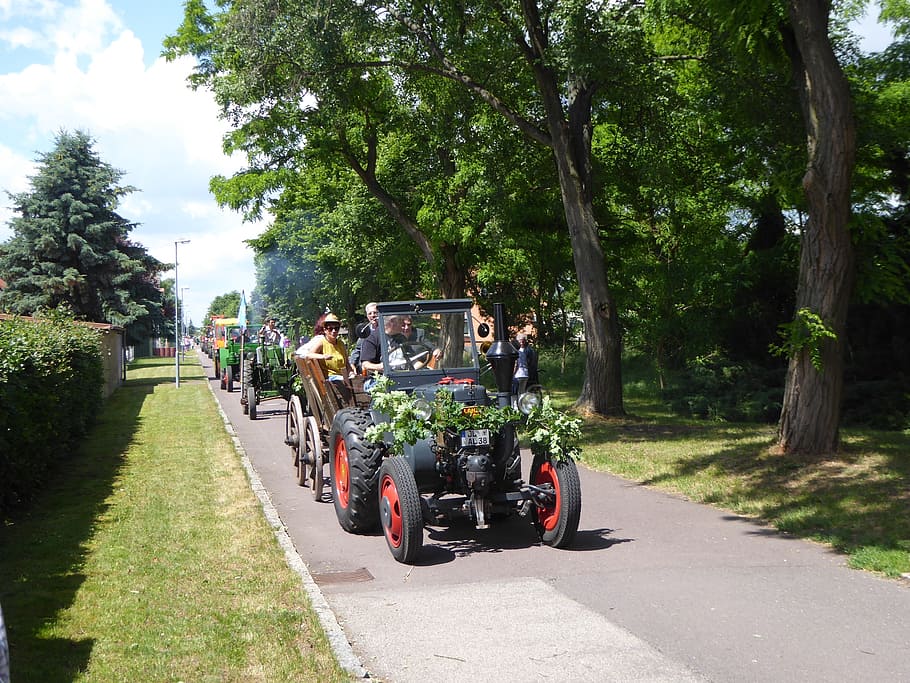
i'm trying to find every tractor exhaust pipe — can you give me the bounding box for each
[484,303,518,408]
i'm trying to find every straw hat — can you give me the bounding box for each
[324,313,340,324]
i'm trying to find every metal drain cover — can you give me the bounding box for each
[311,567,374,585]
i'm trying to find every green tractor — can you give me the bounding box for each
[240,340,298,419]
[213,318,258,393]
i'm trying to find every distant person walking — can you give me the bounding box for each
[512,333,538,394]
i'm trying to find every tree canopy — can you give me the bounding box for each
[171,1,910,449]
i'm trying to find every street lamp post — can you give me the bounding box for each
[180,286,190,360]
[174,239,190,387]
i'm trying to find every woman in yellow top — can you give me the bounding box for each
[299,313,355,378]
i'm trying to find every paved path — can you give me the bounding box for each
[198,350,910,682]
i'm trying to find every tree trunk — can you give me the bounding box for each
[777,0,856,455]
[554,154,624,416]
[439,243,465,300]
[529,46,624,416]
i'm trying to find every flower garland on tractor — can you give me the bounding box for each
[363,374,582,460]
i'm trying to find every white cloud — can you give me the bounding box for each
[52,0,122,55]
[0,0,259,326]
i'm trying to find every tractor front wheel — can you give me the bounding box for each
[329,408,382,533]
[529,455,581,548]
[247,383,257,419]
[379,457,423,564]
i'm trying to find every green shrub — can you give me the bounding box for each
[661,352,785,423]
[842,378,910,430]
[0,312,103,513]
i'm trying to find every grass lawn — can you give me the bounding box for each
[0,355,349,682]
[542,351,910,578]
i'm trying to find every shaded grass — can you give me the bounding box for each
[539,349,910,578]
[0,355,349,682]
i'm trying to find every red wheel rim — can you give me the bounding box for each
[532,460,561,531]
[333,439,350,508]
[380,474,403,548]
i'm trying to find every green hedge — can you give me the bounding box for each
[0,314,103,514]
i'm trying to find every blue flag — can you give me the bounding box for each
[237,290,248,332]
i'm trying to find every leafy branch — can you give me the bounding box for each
[769,308,837,371]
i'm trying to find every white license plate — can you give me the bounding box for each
[460,429,490,447]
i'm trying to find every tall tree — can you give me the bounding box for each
[0,130,167,328]
[652,1,859,454]
[776,1,857,454]
[165,0,667,416]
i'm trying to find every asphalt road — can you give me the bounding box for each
[198,350,910,682]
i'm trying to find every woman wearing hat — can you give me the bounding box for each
[298,312,355,378]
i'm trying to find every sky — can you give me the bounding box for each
[0,0,257,328]
[0,0,899,329]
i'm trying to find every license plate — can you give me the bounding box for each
[460,429,490,447]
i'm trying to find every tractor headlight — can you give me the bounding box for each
[516,391,541,415]
[413,398,432,422]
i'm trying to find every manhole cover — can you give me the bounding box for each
[311,567,374,585]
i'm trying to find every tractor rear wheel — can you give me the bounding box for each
[288,396,304,470]
[379,457,423,563]
[329,408,382,533]
[305,416,323,500]
[530,455,581,548]
[227,368,235,392]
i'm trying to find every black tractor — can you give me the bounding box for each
[326,299,582,563]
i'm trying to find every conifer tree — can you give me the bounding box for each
[0,130,167,332]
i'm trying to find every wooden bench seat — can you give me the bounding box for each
[294,356,370,428]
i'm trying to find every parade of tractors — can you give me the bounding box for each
[207,300,582,564]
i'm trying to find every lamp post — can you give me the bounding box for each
[174,239,190,387]
[180,286,190,360]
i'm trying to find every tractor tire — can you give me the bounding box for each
[221,367,228,390]
[379,457,423,564]
[227,368,235,393]
[329,408,383,533]
[530,455,581,548]
[288,396,304,470]
[241,359,254,415]
[214,356,221,382]
[305,416,323,500]
[247,383,257,420]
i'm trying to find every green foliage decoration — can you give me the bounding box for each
[769,308,837,371]
[523,396,583,460]
[363,375,581,461]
